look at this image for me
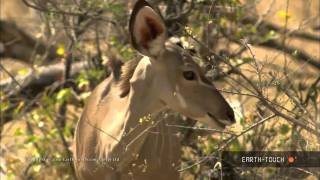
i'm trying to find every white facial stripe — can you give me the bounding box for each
[175,85,187,108]
[176,92,187,108]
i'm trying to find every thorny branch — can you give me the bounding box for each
[178,114,276,172]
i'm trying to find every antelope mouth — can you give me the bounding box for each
[207,112,227,128]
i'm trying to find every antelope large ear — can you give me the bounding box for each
[129,0,167,57]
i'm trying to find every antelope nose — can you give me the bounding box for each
[226,108,235,123]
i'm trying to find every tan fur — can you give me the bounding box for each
[73,1,235,179]
[118,58,141,97]
[107,53,124,81]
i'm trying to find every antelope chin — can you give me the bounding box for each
[195,113,226,130]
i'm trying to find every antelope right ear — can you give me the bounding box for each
[129,0,167,57]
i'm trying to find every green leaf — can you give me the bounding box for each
[78,78,89,89]
[261,30,277,42]
[239,117,245,126]
[80,92,91,100]
[229,139,243,151]
[32,113,40,121]
[56,88,72,103]
[64,126,71,137]
[279,124,290,135]
[242,57,254,63]
[6,172,16,180]
[103,3,125,14]
[120,46,134,61]
[14,101,25,115]
[14,128,24,136]
[26,135,38,144]
[0,101,9,112]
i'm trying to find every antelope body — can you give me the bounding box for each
[73,1,235,179]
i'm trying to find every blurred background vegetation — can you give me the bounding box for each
[0,0,319,179]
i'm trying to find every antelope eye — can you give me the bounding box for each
[183,71,196,80]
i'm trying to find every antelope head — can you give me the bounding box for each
[128,0,235,129]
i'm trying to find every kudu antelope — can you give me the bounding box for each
[73,0,235,179]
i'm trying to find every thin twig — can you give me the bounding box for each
[165,124,235,135]
[178,114,276,172]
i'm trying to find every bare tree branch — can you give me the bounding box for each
[0,60,93,123]
[0,20,59,64]
[258,39,320,70]
[241,16,320,42]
